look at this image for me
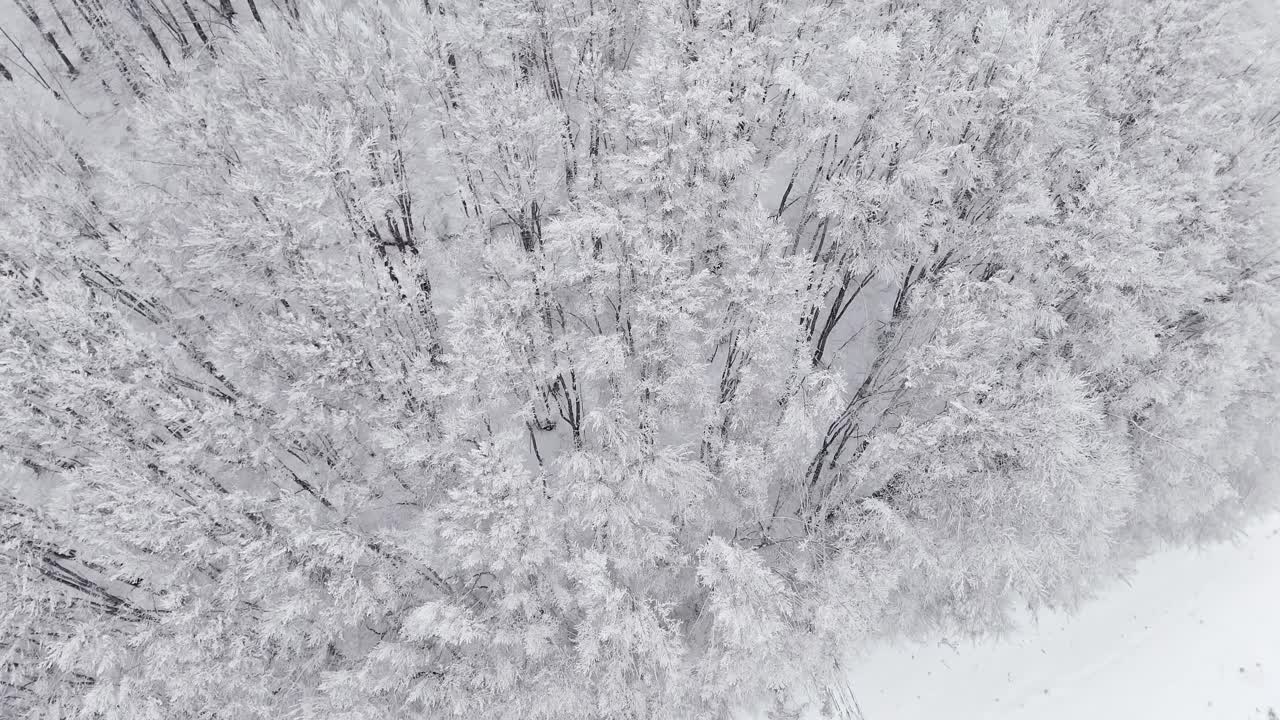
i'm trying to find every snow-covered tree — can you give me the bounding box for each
[1,0,1277,717]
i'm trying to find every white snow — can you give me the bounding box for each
[850,515,1280,720]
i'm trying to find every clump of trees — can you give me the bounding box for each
[1,0,1278,718]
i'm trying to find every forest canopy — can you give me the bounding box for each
[1,0,1278,718]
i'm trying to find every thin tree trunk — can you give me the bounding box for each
[125,0,172,68]
[179,0,210,50]
[12,0,77,75]
[71,0,143,96]
[812,269,876,366]
[244,0,262,26]
[0,23,58,95]
[49,0,75,36]
[149,0,192,56]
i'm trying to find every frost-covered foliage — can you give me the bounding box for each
[1,0,1278,718]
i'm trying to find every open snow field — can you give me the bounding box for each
[852,516,1280,720]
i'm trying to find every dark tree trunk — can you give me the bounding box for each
[125,0,172,68]
[151,0,192,56]
[179,0,211,49]
[71,0,144,96]
[13,0,78,75]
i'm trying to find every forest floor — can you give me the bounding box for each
[851,514,1280,720]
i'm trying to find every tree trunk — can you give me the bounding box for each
[125,0,172,68]
[13,0,78,75]
[179,0,211,50]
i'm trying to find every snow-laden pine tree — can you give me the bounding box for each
[1,0,1278,717]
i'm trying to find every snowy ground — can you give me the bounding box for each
[851,515,1280,720]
